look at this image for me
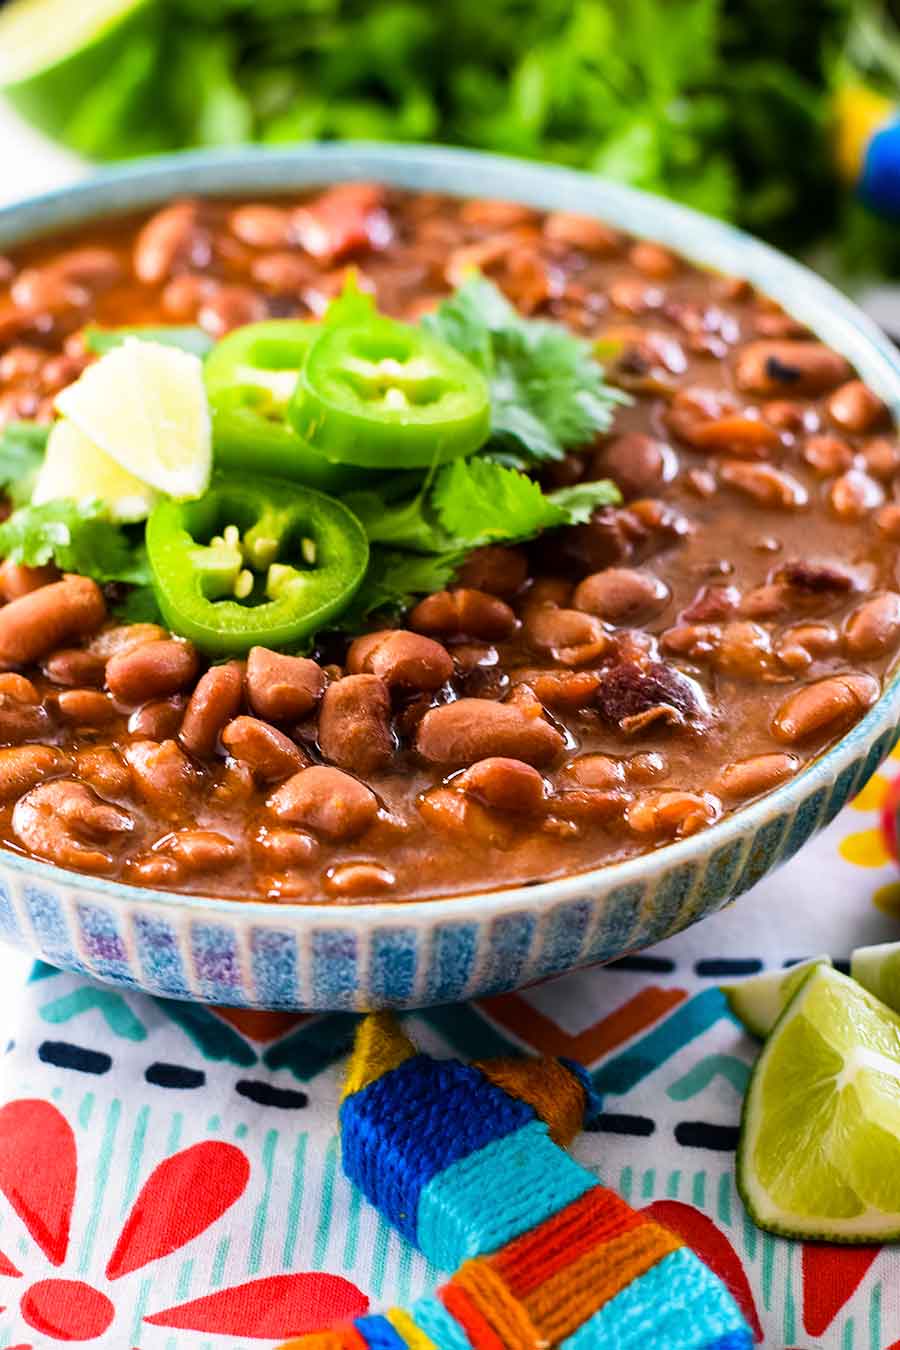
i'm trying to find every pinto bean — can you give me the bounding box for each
[228,204,293,249]
[162,830,241,873]
[861,437,900,482]
[253,826,319,868]
[0,560,57,602]
[629,241,678,278]
[323,862,397,897]
[456,546,528,597]
[180,662,244,758]
[828,470,884,520]
[106,639,198,705]
[318,674,393,775]
[843,593,900,659]
[89,623,166,660]
[73,747,131,798]
[409,588,517,640]
[160,272,211,319]
[771,673,879,744]
[595,433,677,499]
[719,460,808,509]
[626,789,720,837]
[0,746,68,801]
[268,765,378,840]
[543,212,621,254]
[56,689,119,727]
[245,647,324,723]
[251,251,314,292]
[515,668,600,711]
[221,716,306,784]
[875,504,900,540]
[561,753,625,789]
[127,696,186,741]
[197,284,267,337]
[124,739,196,812]
[735,341,852,396]
[134,202,199,284]
[827,380,887,434]
[416,698,564,768]
[13,780,133,874]
[418,785,519,848]
[10,267,88,315]
[713,752,799,801]
[347,630,452,692]
[573,568,670,623]
[457,757,547,815]
[524,606,609,666]
[776,622,839,672]
[802,434,855,476]
[0,575,105,666]
[714,621,776,679]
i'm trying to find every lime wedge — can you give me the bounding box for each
[851,941,900,1014]
[56,338,211,501]
[0,0,155,155]
[738,965,900,1240]
[724,956,832,1039]
[33,420,157,523]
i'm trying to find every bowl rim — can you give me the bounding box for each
[2,138,900,928]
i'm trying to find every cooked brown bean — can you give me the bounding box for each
[161,273,211,319]
[73,747,130,798]
[457,757,547,815]
[661,624,721,661]
[626,789,720,837]
[12,780,133,874]
[56,689,119,727]
[44,247,122,291]
[124,739,195,812]
[524,606,609,667]
[828,469,884,521]
[163,830,241,873]
[245,647,324,723]
[519,669,600,711]
[843,593,900,659]
[253,826,320,867]
[10,267,87,315]
[416,698,564,768]
[0,576,105,666]
[629,240,678,278]
[268,765,378,840]
[714,622,776,679]
[89,623,166,660]
[561,753,625,789]
[543,212,620,253]
[180,662,244,758]
[221,716,306,783]
[735,341,852,396]
[134,202,199,284]
[251,251,314,292]
[0,746,68,800]
[347,630,452,692]
[324,862,397,897]
[106,639,198,705]
[127,696,186,741]
[410,588,517,640]
[776,622,839,672]
[713,752,799,801]
[861,437,900,481]
[456,546,528,597]
[596,433,677,499]
[801,434,855,476]
[573,568,670,623]
[228,204,293,249]
[827,380,887,433]
[318,674,393,775]
[720,460,808,509]
[0,560,57,602]
[418,785,519,848]
[875,503,900,539]
[771,673,879,744]
[197,284,267,337]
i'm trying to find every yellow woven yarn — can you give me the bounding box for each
[386,1305,439,1350]
[342,1013,417,1101]
[474,1056,585,1146]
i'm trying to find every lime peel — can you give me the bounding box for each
[851,940,900,1014]
[55,337,211,501]
[724,955,832,1039]
[738,964,900,1241]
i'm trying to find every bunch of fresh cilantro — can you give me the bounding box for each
[0,276,625,630]
[27,0,859,259]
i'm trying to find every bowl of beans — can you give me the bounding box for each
[0,143,898,1011]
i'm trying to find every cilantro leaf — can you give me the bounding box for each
[0,499,152,586]
[423,276,628,463]
[432,458,620,547]
[111,585,164,625]
[84,325,215,358]
[338,546,464,625]
[0,422,49,509]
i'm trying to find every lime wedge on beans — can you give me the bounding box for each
[738,965,900,1241]
[55,338,211,501]
[0,0,153,153]
[851,942,900,1015]
[33,419,157,523]
[725,955,832,1039]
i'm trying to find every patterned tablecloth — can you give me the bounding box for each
[0,753,896,1350]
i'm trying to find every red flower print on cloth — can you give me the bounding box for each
[0,1099,368,1344]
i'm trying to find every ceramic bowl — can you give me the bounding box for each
[1,143,899,1010]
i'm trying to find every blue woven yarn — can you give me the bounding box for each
[352,1314,408,1350]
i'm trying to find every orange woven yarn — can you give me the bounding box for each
[490,1185,638,1298]
[451,1259,542,1350]
[440,1281,507,1350]
[473,1057,585,1145]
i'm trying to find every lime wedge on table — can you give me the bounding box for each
[55,339,211,501]
[725,955,832,1038]
[0,0,154,154]
[738,965,900,1240]
[33,420,157,523]
[851,941,900,1013]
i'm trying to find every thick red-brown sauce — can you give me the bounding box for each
[0,187,897,902]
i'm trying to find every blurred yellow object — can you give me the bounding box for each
[834,82,894,181]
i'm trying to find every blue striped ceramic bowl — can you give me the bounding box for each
[1,144,899,1010]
